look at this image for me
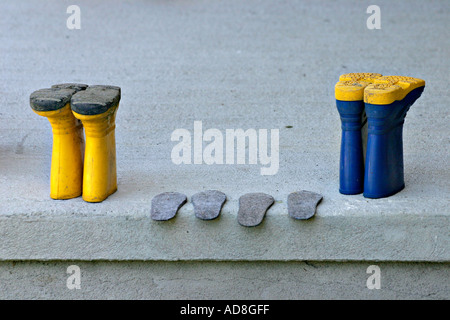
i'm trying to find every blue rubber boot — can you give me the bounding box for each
[335,73,382,195]
[363,76,425,198]
[336,100,365,194]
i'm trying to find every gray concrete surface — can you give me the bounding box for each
[0,0,449,299]
[1,210,448,262]
[0,261,448,300]
[0,0,448,218]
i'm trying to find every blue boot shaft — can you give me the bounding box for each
[336,100,365,195]
[364,86,425,198]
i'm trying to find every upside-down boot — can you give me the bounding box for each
[71,85,121,202]
[335,73,382,195]
[30,85,87,199]
[363,76,425,198]
[52,83,89,91]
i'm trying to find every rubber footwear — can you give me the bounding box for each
[335,73,382,195]
[30,85,87,199]
[71,85,120,202]
[363,76,425,198]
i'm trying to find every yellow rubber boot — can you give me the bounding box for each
[71,85,121,202]
[52,83,89,91]
[30,87,86,199]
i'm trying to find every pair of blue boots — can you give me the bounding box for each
[335,73,425,198]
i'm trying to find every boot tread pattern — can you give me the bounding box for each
[335,73,383,101]
[365,75,425,104]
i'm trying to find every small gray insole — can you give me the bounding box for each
[192,190,227,220]
[151,192,187,221]
[237,193,274,227]
[288,190,323,220]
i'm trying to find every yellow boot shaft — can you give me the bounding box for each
[72,106,118,202]
[33,104,84,199]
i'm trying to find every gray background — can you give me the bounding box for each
[0,0,449,299]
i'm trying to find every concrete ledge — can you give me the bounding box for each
[1,261,449,299]
[1,212,448,262]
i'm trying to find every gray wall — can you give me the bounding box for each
[1,261,448,300]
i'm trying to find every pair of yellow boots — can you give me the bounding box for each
[30,83,120,202]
